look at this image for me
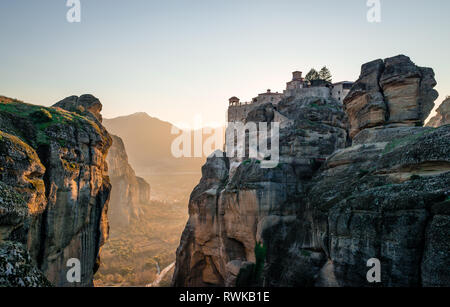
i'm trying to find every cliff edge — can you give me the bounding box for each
[107,134,151,227]
[0,94,112,286]
[173,55,450,287]
[427,97,450,128]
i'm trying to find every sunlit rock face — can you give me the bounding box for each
[0,95,112,286]
[173,56,450,287]
[344,55,438,138]
[53,94,104,122]
[106,134,151,227]
[427,97,450,128]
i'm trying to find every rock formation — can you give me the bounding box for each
[137,177,151,204]
[427,97,450,128]
[106,134,151,227]
[344,55,438,138]
[173,92,349,287]
[173,55,450,287]
[53,94,104,122]
[0,241,52,287]
[0,94,112,286]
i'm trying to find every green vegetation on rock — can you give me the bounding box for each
[31,108,53,123]
[383,130,433,154]
[0,182,28,220]
[254,242,267,283]
[0,96,104,148]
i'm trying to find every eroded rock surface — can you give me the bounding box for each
[344,55,438,138]
[0,241,51,287]
[173,95,349,287]
[54,94,104,122]
[107,134,151,227]
[0,95,112,286]
[173,56,450,287]
[305,126,450,287]
[427,97,450,128]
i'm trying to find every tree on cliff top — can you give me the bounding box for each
[319,66,332,82]
[305,67,333,83]
[305,69,320,82]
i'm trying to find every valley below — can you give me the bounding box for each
[94,199,189,287]
[92,112,206,287]
[139,171,202,203]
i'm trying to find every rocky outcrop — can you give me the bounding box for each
[53,94,104,122]
[344,55,438,138]
[427,97,450,128]
[106,134,151,227]
[303,126,450,287]
[0,241,52,287]
[173,55,450,287]
[0,95,112,286]
[137,177,151,204]
[173,95,349,287]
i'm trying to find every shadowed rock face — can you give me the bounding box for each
[344,55,438,138]
[173,95,349,287]
[0,95,112,286]
[173,56,450,287]
[427,97,450,128]
[0,241,52,287]
[305,126,450,287]
[106,134,151,227]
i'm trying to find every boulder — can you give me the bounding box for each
[344,55,438,138]
[53,94,104,123]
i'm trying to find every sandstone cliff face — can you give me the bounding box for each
[304,125,449,287]
[137,177,151,204]
[106,134,151,227]
[344,55,438,138]
[173,95,349,287]
[427,97,450,128]
[0,95,112,286]
[173,55,449,287]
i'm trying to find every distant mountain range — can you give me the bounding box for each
[104,112,210,173]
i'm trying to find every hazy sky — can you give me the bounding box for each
[1,0,449,127]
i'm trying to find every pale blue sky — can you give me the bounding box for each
[1,0,449,127]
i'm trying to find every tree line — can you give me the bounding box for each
[304,67,332,83]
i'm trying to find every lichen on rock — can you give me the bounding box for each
[0,95,113,287]
[173,55,450,288]
[0,241,52,287]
